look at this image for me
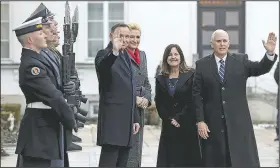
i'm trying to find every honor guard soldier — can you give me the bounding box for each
[13,17,76,167]
[25,3,84,154]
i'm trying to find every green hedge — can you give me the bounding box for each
[1,104,21,122]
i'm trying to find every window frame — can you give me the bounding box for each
[1,1,11,61]
[87,1,126,59]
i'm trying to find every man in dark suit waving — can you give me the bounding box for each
[193,29,277,167]
[95,23,140,167]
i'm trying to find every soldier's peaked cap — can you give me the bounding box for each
[13,17,46,37]
[24,3,54,23]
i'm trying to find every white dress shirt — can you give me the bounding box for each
[113,50,119,56]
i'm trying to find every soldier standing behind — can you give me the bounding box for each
[14,17,76,167]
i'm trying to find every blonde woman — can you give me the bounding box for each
[126,23,152,167]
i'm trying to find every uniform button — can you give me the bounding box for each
[174,103,178,107]
[223,101,226,104]
[221,115,225,118]
[221,130,224,133]
[222,87,225,90]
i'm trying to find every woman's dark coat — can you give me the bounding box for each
[155,70,202,167]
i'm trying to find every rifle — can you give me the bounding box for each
[61,1,88,132]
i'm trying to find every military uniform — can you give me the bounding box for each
[13,17,76,167]
[24,3,76,167]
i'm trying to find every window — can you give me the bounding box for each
[1,2,9,59]
[108,2,124,34]
[88,1,125,58]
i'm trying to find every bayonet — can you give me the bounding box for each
[72,6,79,23]
[64,1,71,25]
[61,1,88,132]
[72,5,79,42]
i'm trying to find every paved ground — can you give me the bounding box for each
[1,124,279,167]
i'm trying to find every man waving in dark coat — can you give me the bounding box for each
[95,23,140,167]
[193,29,278,167]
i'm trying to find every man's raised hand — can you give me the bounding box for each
[262,32,277,55]
[112,30,123,52]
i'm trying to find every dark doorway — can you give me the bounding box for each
[197,0,246,58]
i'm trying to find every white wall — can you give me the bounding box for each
[76,68,99,95]
[127,1,197,79]
[246,1,279,94]
[1,68,22,95]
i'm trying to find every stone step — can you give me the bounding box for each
[1,125,278,167]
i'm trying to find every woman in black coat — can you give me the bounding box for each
[155,44,202,167]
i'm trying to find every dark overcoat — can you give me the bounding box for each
[15,48,75,161]
[274,62,279,109]
[192,52,278,167]
[274,62,279,138]
[95,43,140,147]
[126,50,152,167]
[155,70,202,167]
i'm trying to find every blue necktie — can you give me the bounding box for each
[219,59,225,82]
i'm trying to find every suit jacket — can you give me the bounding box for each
[15,48,75,160]
[95,42,140,147]
[192,52,277,167]
[274,62,279,109]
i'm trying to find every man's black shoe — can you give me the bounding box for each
[274,137,279,141]
[72,134,82,143]
[68,142,82,151]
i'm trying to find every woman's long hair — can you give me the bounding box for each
[160,44,191,76]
